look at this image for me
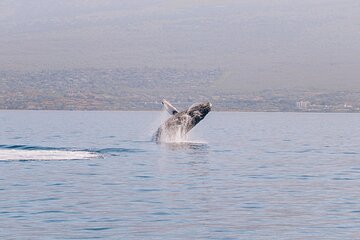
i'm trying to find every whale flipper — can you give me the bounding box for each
[162,99,179,115]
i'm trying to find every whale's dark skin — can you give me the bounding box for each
[153,101,212,142]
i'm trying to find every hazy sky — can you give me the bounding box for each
[1,0,359,91]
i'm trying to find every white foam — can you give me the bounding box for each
[161,140,208,144]
[158,113,191,143]
[0,149,97,161]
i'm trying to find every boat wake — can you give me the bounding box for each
[0,145,97,161]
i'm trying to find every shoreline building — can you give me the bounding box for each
[296,101,310,110]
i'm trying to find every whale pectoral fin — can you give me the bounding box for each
[162,99,179,115]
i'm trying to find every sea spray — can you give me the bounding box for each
[158,114,192,143]
[152,107,185,143]
[148,106,170,136]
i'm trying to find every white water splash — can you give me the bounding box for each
[0,149,97,161]
[158,113,194,143]
[159,125,188,143]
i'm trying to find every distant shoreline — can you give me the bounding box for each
[1,109,359,113]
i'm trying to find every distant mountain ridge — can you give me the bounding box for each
[1,68,360,112]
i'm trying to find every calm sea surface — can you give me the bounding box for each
[0,111,359,239]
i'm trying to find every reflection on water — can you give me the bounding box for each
[161,142,209,151]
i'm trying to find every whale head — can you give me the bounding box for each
[185,102,212,129]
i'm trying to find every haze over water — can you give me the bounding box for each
[1,0,360,91]
[1,111,359,239]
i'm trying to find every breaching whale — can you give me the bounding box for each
[153,99,212,143]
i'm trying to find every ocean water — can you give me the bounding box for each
[0,111,359,239]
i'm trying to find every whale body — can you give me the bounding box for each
[153,99,212,143]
